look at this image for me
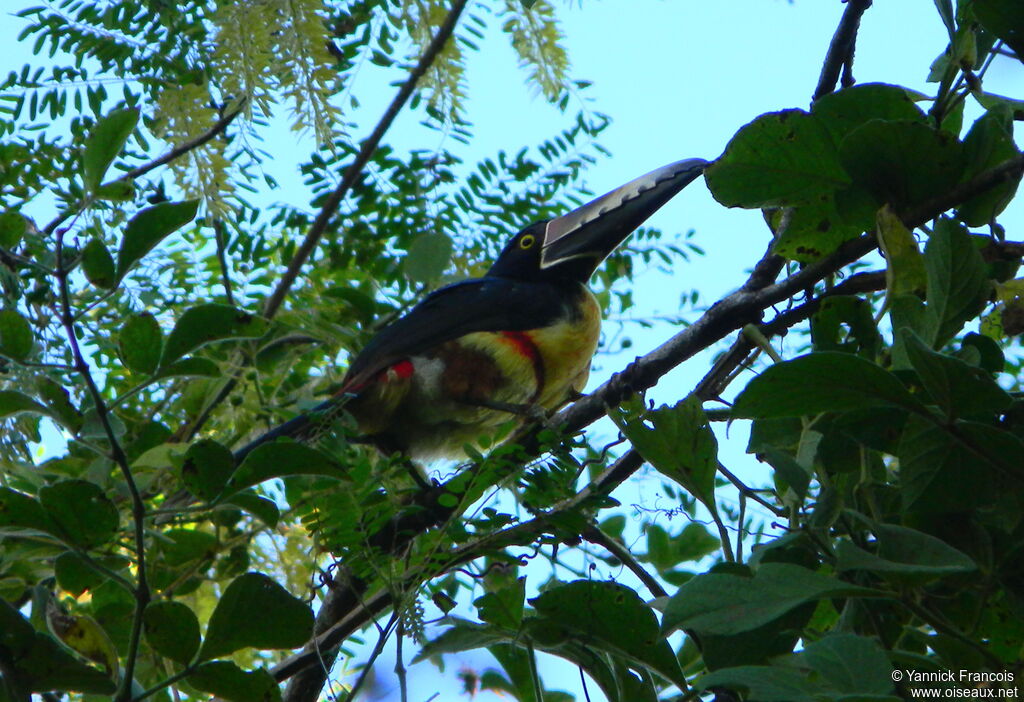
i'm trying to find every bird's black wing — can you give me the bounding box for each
[343,276,574,389]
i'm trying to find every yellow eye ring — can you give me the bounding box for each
[519,234,536,249]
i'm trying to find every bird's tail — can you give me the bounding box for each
[232,394,353,464]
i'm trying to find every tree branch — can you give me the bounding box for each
[813,0,873,101]
[261,0,471,320]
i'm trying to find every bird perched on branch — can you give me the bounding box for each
[238,158,706,464]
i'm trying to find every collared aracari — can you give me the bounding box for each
[237,158,706,463]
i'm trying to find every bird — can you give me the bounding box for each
[236,158,706,466]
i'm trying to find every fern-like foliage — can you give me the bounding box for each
[502,0,570,102]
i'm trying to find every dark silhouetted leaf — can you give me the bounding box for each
[188,661,281,702]
[837,522,976,584]
[161,304,268,366]
[182,439,235,501]
[226,442,345,496]
[923,218,991,346]
[81,238,116,289]
[0,211,28,249]
[0,308,33,360]
[38,480,118,549]
[732,352,923,419]
[198,572,313,660]
[144,600,200,664]
[662,563,880,636]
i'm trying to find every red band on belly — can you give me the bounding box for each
[501,331,545,403]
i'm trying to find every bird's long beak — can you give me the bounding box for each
[540,158,707,270]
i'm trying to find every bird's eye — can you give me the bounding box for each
[519,234,536,249]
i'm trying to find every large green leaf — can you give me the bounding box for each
[0,211,27,249]
[901,330,1012,419]
[38,480,118,549]
[610,395,717,509]
[182,439,235,501]
[707,109,850,208]
[161,304,269,366]
[973,0,1024,61]
[188,661,281,702]
[531,580,687,689]
[0,309,33,360]
[80,238,116,289]
[696,666,820,702]
[82,107,138,193]
[143,600,200,665]
[198,572,313,661]
[800,633,895,696]
[225,442,347,496]
[836,522,976,584]
[0,486,54,535]
[115,200,198,283]
[957,106,1020,226]
[811,83,927,141]
[662,563,880,636]
[732,352,923,419]
[839,119,965,212]
[923,218,991,346]
[404,231,453,283]
[117,313,163,374]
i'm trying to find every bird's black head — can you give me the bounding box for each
[486,158,707,284]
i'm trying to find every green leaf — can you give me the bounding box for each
[182,439,235,501]
[404,231,453,283]
[161,304,269,366]
[839,120,965,212]
[94,180,135,202]
[156,529,217,566]
[531,580,687,689]
[15,630,118,694]
[152,356,220,380]
[198,572,313,661]
[801,633,895,696]
[0,309,33,360]
[0,390,49,421]
[973,0,1024,60]
[696,665,820,702]
[226,442,346,496]
[898,415,1001,513]
[80,238,116,289]
[610,395,717,509]
[54,551,111,596]
[901,329,1012,418]
[836,523,976,584]
[923,218,991,347]
[82,107,138,193]
[188,661,281,702]
[0,211,28,249]
[707,109,849,208]
[222,490,280,528]
[876,205,927,303]
[38,480,118,549]
[957,106,1020,226]
[811,83,928,140]
[475,576,526,630]
[35,377,82,432]
[117,313,163,374]
[732,352,923,419]
[143,600,200,665]
[662,563,880,636]
[414,622,511,661]
[761,448,811,501]
[0,486,54,535]
[115,200,198,282]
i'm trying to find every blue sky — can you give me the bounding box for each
[3,1,1023,700]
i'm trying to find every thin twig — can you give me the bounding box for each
[261,0,471,319]
[583,526,667,598]
[54,228,150,700]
